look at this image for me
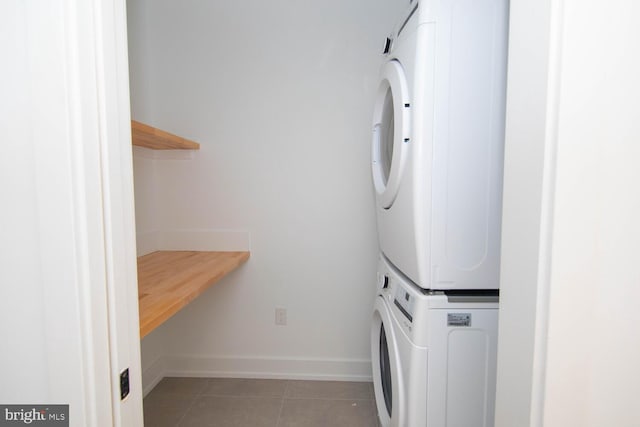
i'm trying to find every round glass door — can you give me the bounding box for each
[379,323,393,417]
[371,297,404,427]
[371,59,411,209]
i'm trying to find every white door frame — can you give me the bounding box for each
[496,0,640,426]
[494,0,559,424]
[0,1,143,425]
[93,0,145,425]
[73,0,144,424]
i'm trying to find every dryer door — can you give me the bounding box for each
[371,60,411,209]
[371,296,405,427]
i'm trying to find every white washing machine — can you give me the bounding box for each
[371,254,499,427]
[371,0,509,290]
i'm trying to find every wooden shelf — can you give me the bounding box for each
[131,120,200,150]
[137,250,249,338]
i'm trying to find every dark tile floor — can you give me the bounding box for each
[143,377,380,427]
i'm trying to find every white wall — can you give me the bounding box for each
[1,3,52,399]
[542,1,640,425]
[132,147,159,255]
[128,0,406,383]
[496,0,640,426]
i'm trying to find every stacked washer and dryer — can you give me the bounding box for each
[370,0,509,426]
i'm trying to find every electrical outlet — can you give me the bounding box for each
[275,308,287,326]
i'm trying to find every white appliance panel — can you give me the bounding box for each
[372,255,499,427]
[373,0,509,291]
[426,0,507,289]
[426,307,499,427]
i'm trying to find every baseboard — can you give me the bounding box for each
[162,355,373,382]
[141,356,166,397]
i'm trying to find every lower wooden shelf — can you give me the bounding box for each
[137,250,250,338]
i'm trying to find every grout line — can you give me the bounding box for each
[173,379,209,427]
[274,380,290,427]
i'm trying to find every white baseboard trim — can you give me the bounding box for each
[141,356,166,397]
[162,355,373,382]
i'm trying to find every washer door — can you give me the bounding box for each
[371,59,411,209]
[371,296,404,427]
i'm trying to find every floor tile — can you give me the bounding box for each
[143,394,194,427]
[202,378,288,398]
[178,396,282,427]
[278,398,377,427]
[285,380,373,400]
[151,377,209,396]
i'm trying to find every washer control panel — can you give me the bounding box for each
[394,287,415,323]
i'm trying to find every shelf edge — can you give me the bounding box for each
[131,120,200,150]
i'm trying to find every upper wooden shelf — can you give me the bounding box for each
[137,250,249,338]
[131,120,200,150]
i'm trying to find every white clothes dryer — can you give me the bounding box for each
[371,254,499,427]
[371,0,509,290]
